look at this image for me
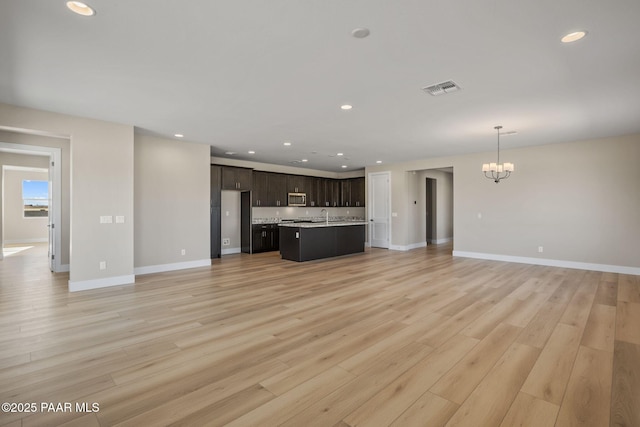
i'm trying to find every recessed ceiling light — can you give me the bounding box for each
[341,104,353,110]
[66,1,95,16]
[341,165,348,169]
[337,153,344,156]
[301,159,308,162]
[561,31,587,43]
[283,142,292,146]
[376,160,382,164]
[351,28,370,39]
[174,133,184,138]
[225,151,236,155]
[248,150,255,154]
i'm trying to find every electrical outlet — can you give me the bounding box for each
[538,246,544,253]
[181,249,186,255]
[99,261,106,270]
[222,238,230,246]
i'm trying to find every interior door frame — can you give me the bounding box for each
[0,142,63,272]
[426,177,437,244]
[367,171,391,249]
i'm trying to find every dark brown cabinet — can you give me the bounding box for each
[341,177,365,207]
[253,172,287,207]
[314,178,341,207]
[307,177,322,207]
[287,175,310,194]
[221,166,253,191]
[327,179,341,207]
[252,224,279,253]
[350,177,365,207]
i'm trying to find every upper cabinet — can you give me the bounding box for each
[253,172,287,207]
[340,177,365,207]
[349,177,365,207]
[214,165,364,207]
[221,166,253,191]
[286,175,310,194]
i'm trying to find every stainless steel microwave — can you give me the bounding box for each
[288,193,306,207]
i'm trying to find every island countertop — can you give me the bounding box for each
[278,220,368,228]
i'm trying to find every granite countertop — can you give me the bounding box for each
[253,217,365,225]
[278,220,368,228]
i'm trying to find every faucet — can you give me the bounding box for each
[320,208,328,224]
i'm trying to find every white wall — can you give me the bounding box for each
[2,168,49,243]
[366,133,640,273]
[134,134,210,272]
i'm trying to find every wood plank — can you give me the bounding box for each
[279,341,435,427]
[556,346,613,426]
[594,278,618,306]
[430,322,522,404]
[225,366,355,426]
[500,392,559,427]
[520,323,583,405]
[516,301,566,349]
[342,334,479,427]
[617,274,640,303]
[389,392,458,427]
[558,276,598,331]
[581,303,616,352]
[460,297,523,340]
[443,342,540,427]
[616,301,640,345]
[610,340,640,427]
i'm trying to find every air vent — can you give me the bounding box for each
[422,80,461,96]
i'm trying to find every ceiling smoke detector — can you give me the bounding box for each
[422,80,461,96]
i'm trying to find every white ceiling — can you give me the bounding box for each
[1,0,639,172]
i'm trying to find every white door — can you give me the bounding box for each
[369,172,390,248]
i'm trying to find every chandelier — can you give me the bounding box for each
[482,125,514,183]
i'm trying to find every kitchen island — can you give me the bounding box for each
[279,221,367,262]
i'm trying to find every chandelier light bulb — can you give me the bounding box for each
[482,125,515,183]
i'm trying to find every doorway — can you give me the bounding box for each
[418,168,453,246]
[426,177,437,244]
[0,142,63,272]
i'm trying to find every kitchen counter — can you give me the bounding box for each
[278,220,368,228]
[279,222,366,262]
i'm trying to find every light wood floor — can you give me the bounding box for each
[0,243,639,426]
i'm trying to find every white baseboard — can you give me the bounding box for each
[69,274,135,292]
[134,259,211,276]
[57,264,70,273]
[4,238,48,244]
[431,237,453,244]
[452,251,640,275]
[408,241,428,250]
[221,247,241,255]
[389,244,409,251]
[390,241,427,251]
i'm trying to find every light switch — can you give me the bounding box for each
[392,212,398,217]
[116,215,125,223]
[100,216,113,224]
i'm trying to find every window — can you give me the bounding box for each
[22,180,49,217]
